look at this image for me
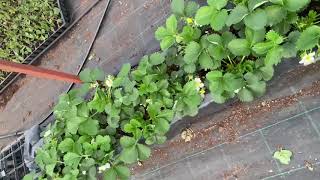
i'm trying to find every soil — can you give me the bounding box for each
[0,77,25,110]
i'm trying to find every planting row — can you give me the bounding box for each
[24,0,320,179]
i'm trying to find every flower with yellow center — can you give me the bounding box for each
[186,17,194,25]
[299,52,316,66]
[105,75,114,88]
[199,88,205,98]
[98,163,111,173]
[194,77,204,91]
[90,82,98,89]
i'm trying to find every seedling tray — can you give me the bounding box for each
[0,0,69,93]
[0,137,27,180]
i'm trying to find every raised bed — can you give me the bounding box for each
[0,0,69,93]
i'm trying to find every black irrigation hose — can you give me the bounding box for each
[0,0,111,140]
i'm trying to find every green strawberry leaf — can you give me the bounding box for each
[244,9,267,30]
[184,41,201,64]
[171,0,184,15]
[248,0,268,12]
[296,25,320,50]
[273,149,293,165]
[228,39,251,56]
[208,0,228,10]
[226,5,249,26]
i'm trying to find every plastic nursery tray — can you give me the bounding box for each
[0,137,28,180]
[0,0,70,93]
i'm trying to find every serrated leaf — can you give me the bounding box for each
[210,9,228,31]
[64,152,81,168]
[245,27,266,46]
[149,53,165,65]
[226,5,249,26]
[248,0,268,11]
[183,63,196,73]
[266,30,283,44]
[88,89,108,113]
[114,165,130,180]
[184,41,201,64]
[166,15,178,34]
[244,72,260,84]
[58,138,74,153]
[259,66,274,81]
[265,5,287,26]
[226,4,249,26]
[284,0,310,12]
[282,31,300,58]
[199,52,214,69]
[79,68,104,83]
[211,92,228,104]
[117,63,131,77]
[79,119,99,136]
[296,25,320,50]
[273,149,293,165]
[207,34,222,45]
[46,163,56,177]
[244,9,267,30]
[160,36,176,50]
[228,39,250,56]
[185,1,200,17]
[195,6,216,25]
[137,144,151,160]
[238,88,254,102]
[120,136,136,148]
[104,168,117,180]
[77,103,89,117]
[171,0,184,15]
[222,31,236,46]
[66,116,87,134]
[252,42,275,55]
[155,27,171,40]
[180,26,201,43]
[206,71,223,82]
[247,81,266,96]
[155,118,170,133]
[208,45,225,62]
[270,0,284,5]
[23,172,35,180]
[120,146,138,164]
[264,47,283,66]
[208,0,228,10]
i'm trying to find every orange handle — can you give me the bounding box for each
[0,60,82,84]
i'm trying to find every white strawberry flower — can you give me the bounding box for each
[234,88,241,94]
[90,82,98,89]
[98,163,111,173]
[43,130,51,137]
[105,75,113,88]
[82,171,86,175]
[199,88,205,98]
[299,52,317,66]
[194,77,204,91]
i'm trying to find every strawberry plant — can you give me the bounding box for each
[25,0,320,179]
[0,0,63,81]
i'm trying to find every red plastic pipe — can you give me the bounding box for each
[0,60,82,84]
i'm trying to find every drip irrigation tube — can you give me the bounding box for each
[0,0,111,140]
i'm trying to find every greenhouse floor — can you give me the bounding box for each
[0,0,320,179]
